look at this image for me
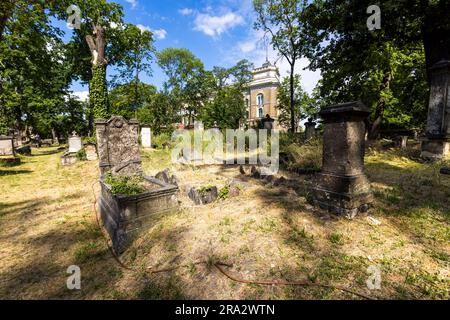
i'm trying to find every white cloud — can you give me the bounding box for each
[72,91,89,102]
[136,24,167,39]
[194,12,244,37]
[178,8,193,16]
[125,0,137,9]
[136,24,151,33]
[152,29,167,40]
[238,40,256,53]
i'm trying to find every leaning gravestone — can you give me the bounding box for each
[309,102,372,219]
[141,126,151,149]
[96,116,178,254]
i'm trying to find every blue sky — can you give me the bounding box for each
[69,0,321,100]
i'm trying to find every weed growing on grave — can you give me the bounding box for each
[218,185,230,200]
[76,149,86,161]
[104,173,146,196]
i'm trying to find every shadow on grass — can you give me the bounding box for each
[0,169,33,176]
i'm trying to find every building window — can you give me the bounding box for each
[257,94,264,118]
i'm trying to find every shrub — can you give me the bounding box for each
[218,185,230,200]
[282,138,323,171]
[152,132,172,149]
[76,149,86,161]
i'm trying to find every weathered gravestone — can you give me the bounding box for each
[60,132,82,166]
[421,60,450,160]
[305,119,317,140]
[141,126,151,149]
[84,142,98,161]
[96,116,179,254]
[68,132,82,153]
[308,102,372,218]
[399,136,408,149]
[0,136,20,165]
[0,136,15,156]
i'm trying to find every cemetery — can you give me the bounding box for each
[1,105,449,300]
[0,0,449,303]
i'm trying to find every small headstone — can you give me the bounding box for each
[84,143,98,161]
[155,168,178,186]
[0,136,15,156]
[251,165,261,179]
[187,186,218,205]
[68,132,82,153]
[141,127,151,149]
[400,136,408,149]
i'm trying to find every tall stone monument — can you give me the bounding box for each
[141,126,152,149]
[309,102,372,218]
[421,60,450,160]
[305,118,317,140]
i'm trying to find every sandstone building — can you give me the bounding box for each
[243,60,282,129]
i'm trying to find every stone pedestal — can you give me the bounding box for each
[305,119,316,140]
[309,102,372,218]
[421,60,450,160]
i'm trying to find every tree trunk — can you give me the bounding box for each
[368,71,392,140]
[289,62,296,133]
[86,25,109,119]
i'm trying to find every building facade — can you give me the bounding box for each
[243,60,282,129]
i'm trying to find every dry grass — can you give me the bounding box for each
[0,145,448,300]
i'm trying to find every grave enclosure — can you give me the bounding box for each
[96,116,179,254]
